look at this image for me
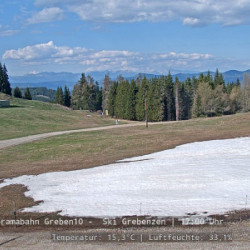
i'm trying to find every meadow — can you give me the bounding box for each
[0,94,119,140]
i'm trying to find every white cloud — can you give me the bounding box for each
[27,7,64,24]
[3,41,56,60]
[0,25,19,36]
[29,70,39,74]
[2,41,215,73]
[0,29,19,36]
[32,0,250,26]
[34,0,76,6]
[183,17,201,26]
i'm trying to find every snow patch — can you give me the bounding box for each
[0,137,249,217]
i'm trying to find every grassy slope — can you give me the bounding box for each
[0,112,249,179]
[0,94,119,140]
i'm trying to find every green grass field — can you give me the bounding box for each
[0,93,120,140]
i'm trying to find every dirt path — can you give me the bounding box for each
[0,121,178,150]
[0,122,147,150]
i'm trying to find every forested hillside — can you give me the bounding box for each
[72,69,250,121]
[21,87,56,102]
[2,60,250,122]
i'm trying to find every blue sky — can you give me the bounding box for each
[1,0,250,76]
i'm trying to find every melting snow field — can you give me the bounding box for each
[0,137,249,217]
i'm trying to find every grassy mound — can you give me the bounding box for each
[0,94,116,140]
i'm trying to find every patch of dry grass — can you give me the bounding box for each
[0,112,249,180]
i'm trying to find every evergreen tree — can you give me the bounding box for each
[81,76,99,111]
[236,78,241,86]
[192,93,202,118]
[205,70,214,89]
[163,73,175,121]
[125,79,137,120]
[0,63,12,95]
[214,68,225,88]
[24,87,32,100]
[174,78,188,120]
[55,86,63,105]
[147,79,164,121]
[13,86,22,98]
[184,77,194,119]
[214,84,225,115]
[79,73,87,87]
[72,73,102,111]
[107,82,117,117]
[0,63,3,93]
[117,74,124,84]
[136,77,149,121]
[88,80,98,111]
[95,82,102,110]
[71,74,84,109]
[71,83,81,109]
[80,73,88,109]
[178,82,188,120]
[82,84,91,110]
[63,86,71,107]
[122,80,131,119]
[114,80,129,119]
[225,82,236,94]
[198,73,205,83]
[192,76,199,91]
[114,82,122,118]
[174,77,180,121]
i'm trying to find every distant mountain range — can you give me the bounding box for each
[10,69,250,90]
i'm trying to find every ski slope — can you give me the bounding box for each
[0,137,249,217]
